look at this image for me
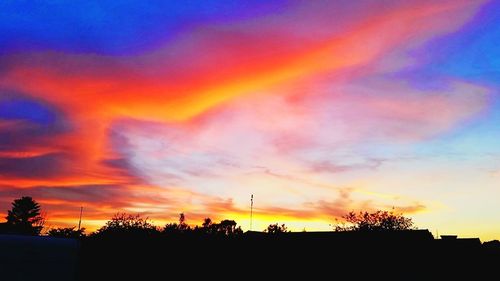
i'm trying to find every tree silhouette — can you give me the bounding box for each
[5,196,44,235]
[335,210,414,232]
[193,217,213,235]
[190,218,243,236]
[48,227,86,238]
[178,213,189,231]
[202,217,212,228]
[212,220,243,236]
[95,213,159,237]
[264,223,289,234]
[163,222,179,233]
[163,213,192,234]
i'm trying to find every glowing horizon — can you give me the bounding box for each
[1,0,499,240]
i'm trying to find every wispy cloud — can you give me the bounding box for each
[0,0,494,235]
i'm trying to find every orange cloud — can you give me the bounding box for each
[0,0,487,233]
[0,0,483,122]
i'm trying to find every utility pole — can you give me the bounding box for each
[250,194,254,231]
[78,206,83,231]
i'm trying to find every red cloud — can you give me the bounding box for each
[0,0,485,231]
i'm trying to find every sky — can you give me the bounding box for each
[0,0,499,239]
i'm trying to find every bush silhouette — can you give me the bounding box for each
[162,215,242,237]
[47,227,86,238]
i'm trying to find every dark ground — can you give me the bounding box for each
[77,231,500,280]
[2,231,500,280]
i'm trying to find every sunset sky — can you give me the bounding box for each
[0,0,499,239]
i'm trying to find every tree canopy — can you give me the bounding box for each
[4,196,44,235]
[335,210,414,232]
[94,213,159,237]
[264,223,289,234]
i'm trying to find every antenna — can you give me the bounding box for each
[78,206,83,231]
[250,194,254,231]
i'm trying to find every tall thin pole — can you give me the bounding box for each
[78,206,83,231]
[250,194,254,231]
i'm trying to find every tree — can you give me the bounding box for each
[212,220,243,236]
[5,196,45,235]
[264,223,289,234]
[192,218,243,236]
[177,213,189,231]
[163,213,191,234]
[193,217,213,235]
[163,222,179,233]
[335,210,415,232]
[48,227,86,238]
[202,217,212,228]
[95,213,159,237]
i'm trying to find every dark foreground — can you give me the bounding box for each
[2,230,500,280]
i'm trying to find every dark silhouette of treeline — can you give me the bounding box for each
[2,196,500,280]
